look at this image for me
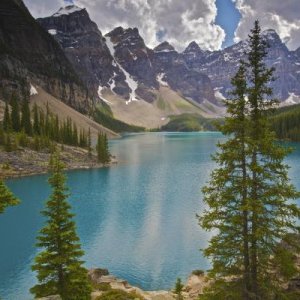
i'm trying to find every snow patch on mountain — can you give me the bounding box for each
[282,92,300,106]
[106,37,139,105]
[30,84,38,96]
[53,5,83,17]
[48,29,57,35]
[157,73,168,87]
[214,88,226,101]
[98,85,112,104]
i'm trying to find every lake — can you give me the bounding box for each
[1,132,300,300]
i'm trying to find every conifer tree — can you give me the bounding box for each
[97,132,110,164]
[199,21,300,300]
[3,101,11,132]
[33,103,40,135]
[87,128,92,158]
[5,133,12,152]
[21,99,32,135]
[31,152,91,299]
[0,180,20,214]
[0,127,5,145]
[10,94,21,132]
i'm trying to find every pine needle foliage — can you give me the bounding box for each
[31,152,92,299]
[199,21,300,300]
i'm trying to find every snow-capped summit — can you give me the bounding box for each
[52,5,84,17]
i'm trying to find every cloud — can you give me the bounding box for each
[233,0,300,50]
[23,0,225,51]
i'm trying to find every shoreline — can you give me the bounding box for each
[0,146,117,180]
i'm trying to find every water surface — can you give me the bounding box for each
[0,132,299,300]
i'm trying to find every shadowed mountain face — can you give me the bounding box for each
[0,0,92,112]
[182,29,300,102]
[38,6,216,106]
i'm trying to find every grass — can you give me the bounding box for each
[161,114,218,132]
[95,289,144,300]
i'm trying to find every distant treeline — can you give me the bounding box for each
[269,103,300,141]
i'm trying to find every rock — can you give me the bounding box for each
[38,296,61,300]
[88,268,110,283]
[0,0,91,113]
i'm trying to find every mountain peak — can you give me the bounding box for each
[183,41,202,54]
[261,29,281,41]
[154,41,175,53]
[52,5,84,17]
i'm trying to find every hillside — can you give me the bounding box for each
[0,0,91,112]
[270,104,300,141]
[29,86,119,139]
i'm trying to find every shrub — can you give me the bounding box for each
[96,289,144,300]
[192,269,205,276]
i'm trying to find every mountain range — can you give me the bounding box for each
[1,1,300,131]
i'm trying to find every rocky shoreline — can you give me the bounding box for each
[0,146,117,179]
[39,268,210,300]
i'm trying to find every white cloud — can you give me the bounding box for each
[234,0,300,50]
[23,0,225,51]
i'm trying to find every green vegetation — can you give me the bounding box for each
[0,180,20,214]
[97,132,110,164]
[30,153,92,299]
[161,114,217,132]
[191,269,205,276]
[0,95,113,159]
[270,103,300,141]
[95,289,144,300]
[174,278,184,300]
[93,107,144,133]
[199,21,300,299]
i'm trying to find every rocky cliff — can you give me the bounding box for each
[39,7,216,107]
[182,29,300,103]
[0,0,92,113]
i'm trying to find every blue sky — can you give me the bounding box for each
[216,0,241,48]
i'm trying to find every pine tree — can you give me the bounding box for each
[3,101,11,132]
[87,128,92,158]
[199,21,300,300]
[174,278,184,300]
[0,180,20,214]
[97,133,110,164]
[0,126,5,145]
[5,133,13,152]
[33,103,40,135]
[21,99,32,135]
[10,94,21,132]
[30,153,91,299]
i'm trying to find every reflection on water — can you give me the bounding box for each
[0,133,299,299]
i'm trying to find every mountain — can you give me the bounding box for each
[182,29,300,103]
[37,6,117,100]
[0,0,92,113]
[38,6,214,128]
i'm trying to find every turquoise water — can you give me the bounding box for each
[0,132,299,300]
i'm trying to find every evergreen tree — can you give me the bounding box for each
[174,278,184,300]
[87,128,91,158]
[97,133,110,164]
[0,127,5,145]
[30,153,91,299]
[3,101,11,132]
[10,94,21,132]
[21,99,32,135]
[199,21,300,300]
[0,180,20,214]
[33,103,40,135]
[5,133,13,152]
